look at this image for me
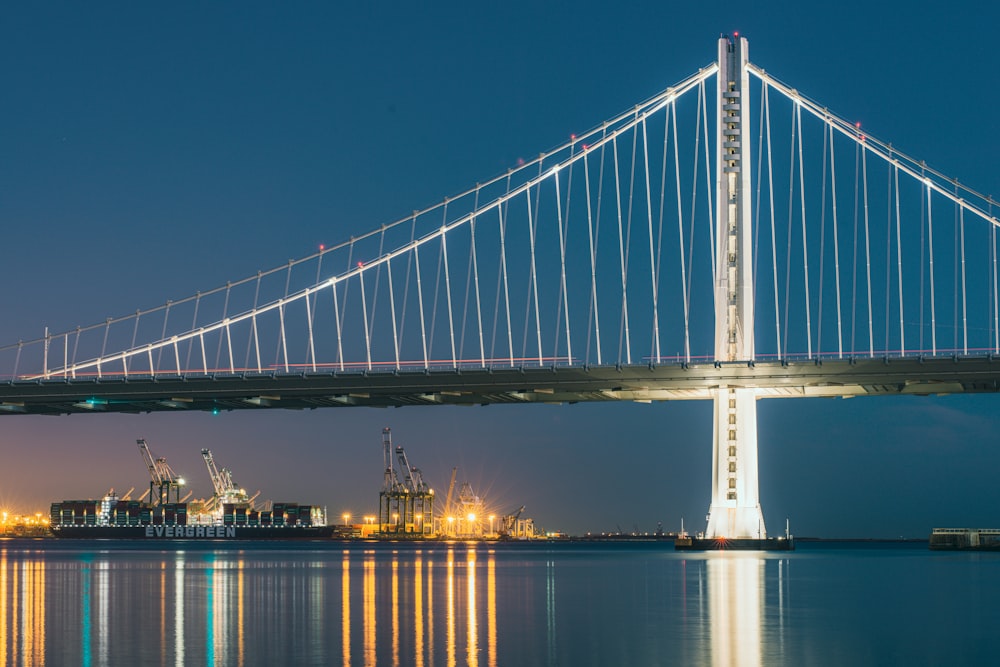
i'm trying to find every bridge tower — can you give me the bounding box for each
[704,34,767,539]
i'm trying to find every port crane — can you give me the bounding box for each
[201,448,253,511]
[443,467,458,519]
[137,438,185,506]
[499,506,525,538]
[378,427,434,534]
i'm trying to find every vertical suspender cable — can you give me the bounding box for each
[817,119,829,355]
[796,103,813,358]
[278,305,289,373]
[992,199,998,354]
[399,215,417,347]
[157,301,171,370]
[441,218,457,369]
[527,183,544,366]
[71,327,81,377]
[429,203,448,351]
[99,319,111,378]
[130,311,141,352]
[613,134,626,365]
[367,228,386,350]
[252,312,261,373]
[308,249,324,359]
[830,125,844,358]
[387,258,400,370]
[471,208,485,367]
[584,137,603,365]
[215,282,231,369]
[753,79,767,338]
[245,272,262,370]
[669,101,687,363]
[861,145,873,356]
[764,85,781,358]
[953,190,959,352]
[884,162,893,354]
[358,268,372,371]
[555,169,573,364]
[185,294,201,370]
[488,177,507,363]
[459,188,479,363]
[850,140,860,355]
[304,289,316,372]
[621,118,639,365]
[782,107,795,358]
[701,81,716,287]
[331,279,344,371]
[276,260,293,367]
[498,199,514,366]
[552,161,569,364]
[919,169,926,352]
[686,84,704,359]
[927,183,937,355]
[960,204,967,354]
[894,166,904,355]
[414,243,429,369]
[340,243,354,339]
[225,321,235,374]
[641,116,661,364]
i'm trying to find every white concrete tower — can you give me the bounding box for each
[705,35,766,539]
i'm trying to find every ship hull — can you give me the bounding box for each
[674,536,795,551]
[51,525,337,540]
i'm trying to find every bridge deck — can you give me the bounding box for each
[1,356,998,416]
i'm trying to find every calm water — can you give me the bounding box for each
[0,538,996,666]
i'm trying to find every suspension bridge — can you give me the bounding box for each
[2,36,998,538]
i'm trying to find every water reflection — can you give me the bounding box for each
[0,541,797,667]
[0,549,47,666]
[708,555,764,667]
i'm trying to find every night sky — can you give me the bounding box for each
[2,2,998,538]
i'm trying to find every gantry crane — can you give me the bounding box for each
[499,506,525,538]
[137,438,186,506]
[201,448,252,512]
[378,427,434,535]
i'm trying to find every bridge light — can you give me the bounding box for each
[357,261,364,268]
[319,244,325,251]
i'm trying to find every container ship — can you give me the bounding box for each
[49,440,337,541]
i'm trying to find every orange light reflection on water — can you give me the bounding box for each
[0,550,46,666]
[342,555,351,667]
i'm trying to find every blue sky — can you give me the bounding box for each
[1,2,998,537]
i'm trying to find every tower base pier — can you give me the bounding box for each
[674,535,795,551]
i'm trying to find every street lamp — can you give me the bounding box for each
[342,513,351,526]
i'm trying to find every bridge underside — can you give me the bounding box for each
[1,356,1000,416]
